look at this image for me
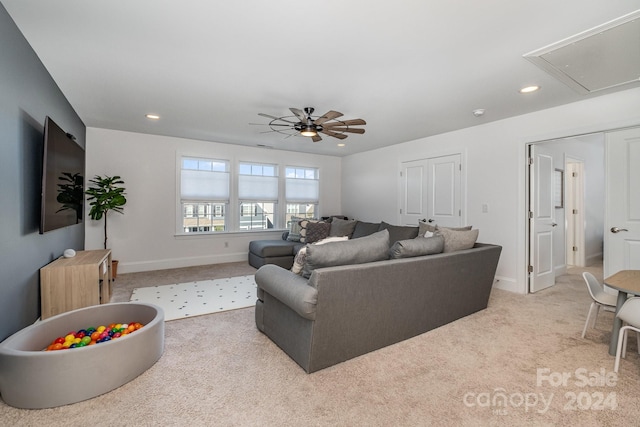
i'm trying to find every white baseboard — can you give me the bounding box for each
[117,252,249,274]
[492,275,524,294]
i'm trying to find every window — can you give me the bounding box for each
[180,157,229,232]
[178,157,322,234]
[285,167,319,226]
[238,162,278,230]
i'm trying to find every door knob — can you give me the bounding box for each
[551,222,557,227]
[611,227,629,233]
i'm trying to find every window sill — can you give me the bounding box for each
[174,229,286,239]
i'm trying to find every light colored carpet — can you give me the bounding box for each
[129,275,256,321]
[1,262,639,426]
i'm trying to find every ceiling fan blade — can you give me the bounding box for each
[290,108,306,121]
[320,129,348,140]
[250,122,291,126]
[311,135,322,143]
[324,127,365,134]
[314,110,343,125]
[258,113,297,124]
[323,118,366,127]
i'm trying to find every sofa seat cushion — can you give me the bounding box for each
[249,240,299,258]
[303,229,390,278]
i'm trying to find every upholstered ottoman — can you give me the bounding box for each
[248,239,301,269]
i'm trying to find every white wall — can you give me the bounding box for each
[342,87,640,294]
[85,128,342,273]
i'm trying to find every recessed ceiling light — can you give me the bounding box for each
[145,114,160,120]
[337,143,346,147]
[472,109,485,117]
[519,85,540,93]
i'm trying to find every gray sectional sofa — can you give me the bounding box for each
[254,225,502,373]
[248,219,420,269]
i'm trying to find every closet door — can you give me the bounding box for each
[400,154,462,229]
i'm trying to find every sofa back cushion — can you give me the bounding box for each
[303,229,390,279]
[351,221,381,239]
[378,221,419,244]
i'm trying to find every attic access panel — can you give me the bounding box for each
[524,10,640,94]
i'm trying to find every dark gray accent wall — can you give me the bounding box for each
[0,5,86,341]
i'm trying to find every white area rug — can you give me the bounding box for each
[129,275,256,321]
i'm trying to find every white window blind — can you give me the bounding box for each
[181,157,229,201]
[238,163,278,201]
[285,167,319,202]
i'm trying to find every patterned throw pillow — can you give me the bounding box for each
[299,219,330,243]
[305,221,331,244]
[286,216,306,242]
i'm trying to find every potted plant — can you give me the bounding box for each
[85,175,126,278]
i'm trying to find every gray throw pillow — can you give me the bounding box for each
[418,221,437,236]
[378,221,419,244]
[418,221,472,237]
[329,218,358,238]
[437,228,479,252]
[303,229,390,278]
[389,235,445,259]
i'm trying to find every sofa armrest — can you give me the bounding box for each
[255,264,318,320]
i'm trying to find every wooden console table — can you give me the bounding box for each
[40,249,112,319]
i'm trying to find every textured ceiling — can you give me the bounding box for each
[3,1,640,156]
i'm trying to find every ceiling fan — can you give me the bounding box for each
[256,107,366,142]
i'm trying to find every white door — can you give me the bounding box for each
[604,127,640,277]
[565,160,586,267]
[529,145,557,293]
[400,159,427,226]
[427,154,462,228]
[400,154,462,228]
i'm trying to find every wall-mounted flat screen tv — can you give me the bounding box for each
[39,116,85,234]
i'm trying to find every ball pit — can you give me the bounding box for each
[0,303,164,409]
[44,322,144,351]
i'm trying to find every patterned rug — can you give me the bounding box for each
[129,275,256,321]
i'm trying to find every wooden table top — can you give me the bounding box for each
[604,270,640,294]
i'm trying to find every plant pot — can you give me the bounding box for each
[112,260,119,280]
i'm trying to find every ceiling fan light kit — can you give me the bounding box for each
[256,106,366,143]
